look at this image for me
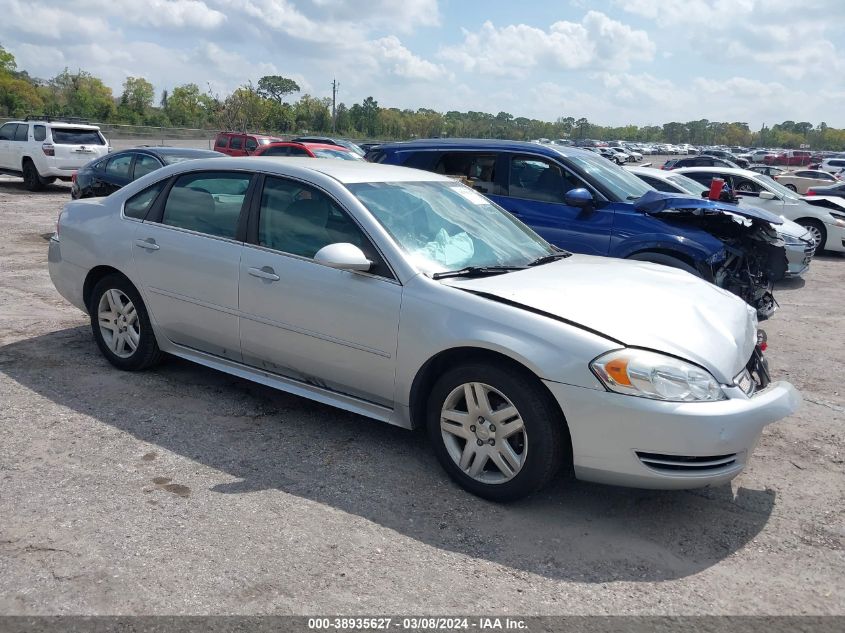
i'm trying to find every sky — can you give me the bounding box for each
[1,0,843,128]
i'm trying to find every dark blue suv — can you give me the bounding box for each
[368,139,787,316]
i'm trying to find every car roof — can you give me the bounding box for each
[218,131,279,139]
[374,137,599,160]
[674,166,759,177]
[627,166,672,178]
[262,141,352,152]
[165,156,455,184]
[11,120,99,130]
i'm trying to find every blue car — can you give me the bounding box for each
[368,139,787,317]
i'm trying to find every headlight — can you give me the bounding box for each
[591,349,726,402]
[780,233,804,246]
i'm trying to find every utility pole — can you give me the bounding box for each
[331,78,338,132]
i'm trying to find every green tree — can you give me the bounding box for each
[121,76,155,115]
[257,75,300,104]
[165,83,215,127]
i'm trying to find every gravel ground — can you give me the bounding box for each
[0,176,843,616]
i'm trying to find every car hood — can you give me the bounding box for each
[441,254,757,383]
[633,190,783,225]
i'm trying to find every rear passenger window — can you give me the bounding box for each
[133,155,161,179]
[161,172,251,239]
[34,125,46,141]
[229,136,243,150]
[14,124,28,141]
[124,181,166,220]
[433,152,502,195]
[106,154,133,177]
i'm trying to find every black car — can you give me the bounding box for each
[806,181,845,198]
[700,149,750,169]
[665,155,742,170]
[71,147,222,199]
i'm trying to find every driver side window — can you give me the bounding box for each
[257,176,391,277]
[507,155,583,203]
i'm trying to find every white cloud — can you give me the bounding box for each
[438,11,654,76]
[372,36,449,81]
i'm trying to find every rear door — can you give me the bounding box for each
[10,123,27,169]
[132,170,254,360]
[492,153,613,255]
[49,126,107,169]
[227,135,247,157]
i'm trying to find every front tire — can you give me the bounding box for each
[90,274,162,371]
[785,184,797,192]
[427,363,570,501]
[798,219,826,251]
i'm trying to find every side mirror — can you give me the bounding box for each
[564,187,594,208]
[314,243,372,272]
[759,190,776,200]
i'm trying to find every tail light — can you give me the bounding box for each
[805,190,816,196]
[71,171,77,183]
[42,142,55,156]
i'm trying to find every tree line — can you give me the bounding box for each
[1,44,843,150]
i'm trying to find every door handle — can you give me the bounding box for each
[135,238,160,250]
[248,266,280,281]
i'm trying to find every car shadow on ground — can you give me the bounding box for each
[0,177,70,194]
[0,326,776,584]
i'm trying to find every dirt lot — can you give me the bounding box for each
[0,175,843,616]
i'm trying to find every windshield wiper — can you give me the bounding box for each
[432,265,526,280]
[528,251,572,266]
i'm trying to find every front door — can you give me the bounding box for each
[487,153,614,255]
[238,175,401,406]
[132,170,253,360]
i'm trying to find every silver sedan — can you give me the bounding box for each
[48,158,800,501]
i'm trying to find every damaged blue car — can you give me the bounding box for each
[368,139,787,317]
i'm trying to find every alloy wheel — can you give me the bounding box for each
[440,382,527,484]
[97,289,140,359]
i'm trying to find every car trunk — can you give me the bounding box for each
[50,127,107,170]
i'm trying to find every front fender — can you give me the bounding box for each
[609,230,724,264]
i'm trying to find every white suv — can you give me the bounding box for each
[0,118,110,191]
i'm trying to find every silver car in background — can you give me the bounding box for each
[48,158,800,501]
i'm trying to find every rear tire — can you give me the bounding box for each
[427,362,570,502]
[785,184,797,192]
[89,274,162,371]
[22,160,44,192]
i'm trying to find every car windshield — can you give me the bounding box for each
[565,151,652,200]
[666,174,708,195]
[347,180,555,274]
[313,148,363,161]
[757,174,801,200]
